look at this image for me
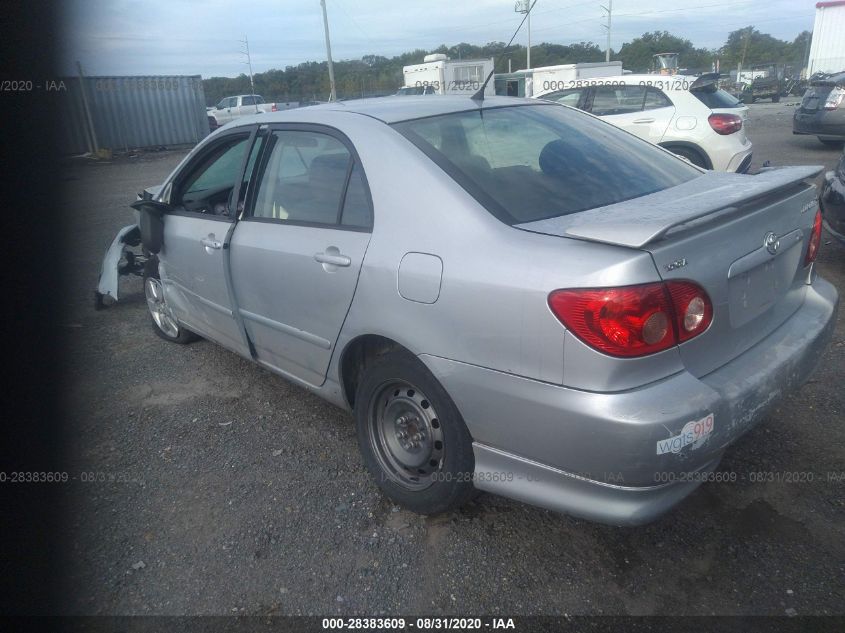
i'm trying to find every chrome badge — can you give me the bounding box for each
[664,258,687,272]
[764,231,780,255]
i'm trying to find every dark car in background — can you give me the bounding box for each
[821,149,845,244]
[793,71,845,147]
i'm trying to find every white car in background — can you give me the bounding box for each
[534,74,752,172]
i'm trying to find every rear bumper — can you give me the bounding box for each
[723,145,753,173]
[422,278,838,526]
[793,109,845,138]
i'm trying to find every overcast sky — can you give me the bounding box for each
[60,0,817,77]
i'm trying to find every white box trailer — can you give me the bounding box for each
[402,54,495,96]
[529,61,623,96]
[808,1,845,75]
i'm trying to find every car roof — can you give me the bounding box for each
[533,75,720,99]
[232,95,539,125]
[811,71,845,85]
[567,74,700,87]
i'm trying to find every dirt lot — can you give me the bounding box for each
[57,103,844,616]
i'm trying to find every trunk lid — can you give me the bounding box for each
[800,73,845,112]
[689,76,750,144]
[517,166,823,376]
[800,86,830,112]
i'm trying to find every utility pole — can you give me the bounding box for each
[320,0,337,102]
[239,35,257,112]
[737,27,751,85]
[514,0,535,70]
[601,0,613,62]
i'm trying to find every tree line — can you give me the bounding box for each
[202,27,813,105]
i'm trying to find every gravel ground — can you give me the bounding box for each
[57,104,844,616]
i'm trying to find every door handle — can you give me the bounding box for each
[314,251,351,267]
[633,118,655,124]
[200,236,222,250]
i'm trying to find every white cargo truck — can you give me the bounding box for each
[529,61,624,96]
[808,1,845,76]
[402,54,495,96]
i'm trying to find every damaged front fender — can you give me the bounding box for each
[95,223,142,308]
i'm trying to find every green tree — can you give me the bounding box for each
[615,31,713,73]
[718,27,791,69]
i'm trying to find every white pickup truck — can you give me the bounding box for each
[207,94,280,129]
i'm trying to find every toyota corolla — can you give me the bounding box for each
[99,96,838,525]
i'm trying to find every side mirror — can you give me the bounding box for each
[130,200,172,254]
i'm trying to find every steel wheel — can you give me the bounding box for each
[368,380,445,491]
[145,277,180,339]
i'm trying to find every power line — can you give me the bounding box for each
[332,0,374,44]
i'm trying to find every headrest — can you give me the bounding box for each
[309,153,350,186]
[539,140,575,176]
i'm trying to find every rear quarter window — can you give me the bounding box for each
[692,87,743,109]
[393,104,699,225]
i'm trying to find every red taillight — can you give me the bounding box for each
[548,281,713,358]
[708,113,742,135]
[805,208,823,266]
[271,103,278,112]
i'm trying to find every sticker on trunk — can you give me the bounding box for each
[656,414,715,455]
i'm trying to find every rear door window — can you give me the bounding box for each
[589,85,646,116]
[394,104,698,225]
[249,130,374,228]
[643,87,673,110]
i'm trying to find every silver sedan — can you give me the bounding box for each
[101,96,839,525]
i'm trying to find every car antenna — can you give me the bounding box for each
[472,0,537,103]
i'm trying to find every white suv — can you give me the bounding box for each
[534,74,752,172]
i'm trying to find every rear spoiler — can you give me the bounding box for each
[517,166,823,249]
[689,73,721,91]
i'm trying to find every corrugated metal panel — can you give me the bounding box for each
[59,75,210,155]
[809,5,845,75]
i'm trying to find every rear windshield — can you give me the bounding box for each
[393,104,699,224]
[692,87,743,109]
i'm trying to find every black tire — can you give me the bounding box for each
[667,145,708,169]
[354,350,476,515]
[143,258,198,344]
[818,138,845,148]
[772,94,780,103]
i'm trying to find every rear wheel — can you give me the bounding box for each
[143,258,198,344]
[772,94,780,103]
[666,145,708,169]
[354,350,476,514]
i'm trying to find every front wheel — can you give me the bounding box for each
[143,258,198,344]
[354,351,476,514]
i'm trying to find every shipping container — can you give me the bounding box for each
[60,75,209,155]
